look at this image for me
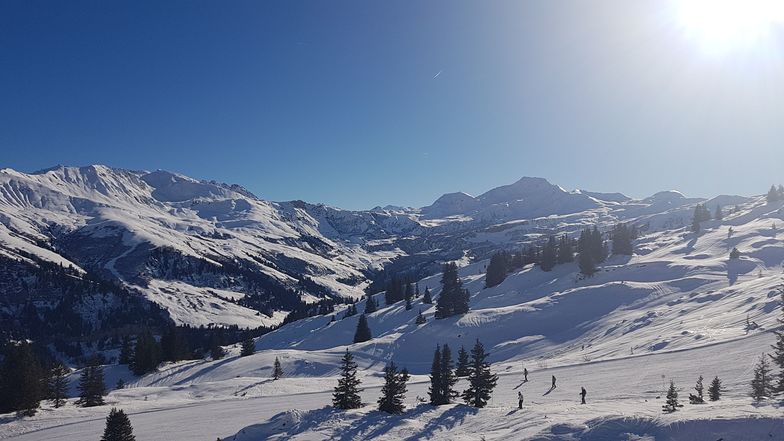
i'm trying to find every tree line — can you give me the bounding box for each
[485,223,638,286]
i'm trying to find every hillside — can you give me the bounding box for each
[2,192,783,440]
[0,165,736,339]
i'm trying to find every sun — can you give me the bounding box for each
[675,0,784,54]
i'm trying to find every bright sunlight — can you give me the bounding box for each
[675,0,784,54]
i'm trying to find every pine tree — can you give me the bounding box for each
[118,336,133,365]
[611,223,633,255]
[272,357,284,380]
[240,337,255,357]
[662,380,679,412]
[404,282,414,309]
[770,286,784,392]
[714,205,723,221]
[540,236,557,271]
[131,330,161,375]
[428,345,443,405]
[439,344,458,404]
[435,262,469,319]
[385,278,405,305]
[578,249,596,277]
[461,339,498,408]
[485,252,509,288]
[0,341,43,416]
[101,408,136,441]
[160,325,189,362]
[456,345,470,377]
[364,295,377,314]
[77,360,106,407]
[592,226,607,263]
[557,234,574,264]
[332,350,362,409]
[768,185,781,204]
[422,287,433,304]
[751,353,774,401]
[415,309,427,325]
[49,364,69,408]
[353,314,372,343]
[210,342,226,361]
[730,247,741,259]
[708,376,722,401]
[377,362,408,414]
[692,217,701,234]
[689,375,704,404]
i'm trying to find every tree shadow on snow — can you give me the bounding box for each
[403,405,478,441]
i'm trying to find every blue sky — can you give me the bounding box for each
[1,1,783,209]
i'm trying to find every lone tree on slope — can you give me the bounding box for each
[101,408,136,441]
[333,350,362,410]
[461,339,498,408]
[662,380,679,413]
[353,314,372,343]
[377,362,409,414]
[272,357,284,380]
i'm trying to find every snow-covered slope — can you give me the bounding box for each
[3,194,784,440]
[0,164,761,334]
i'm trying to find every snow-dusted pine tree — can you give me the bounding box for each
[455,346,470,377]
[101,408,135,441]
[377,362,409,414]
[662,380,679,412]
[332,350,362,410]
[272,357,284,380]
[461,339,498,408]
[751,353,774,402]
[708,376,722,401]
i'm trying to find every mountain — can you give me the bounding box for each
[5,184,783,441]
[0,165,754,343]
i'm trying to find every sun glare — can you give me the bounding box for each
[676,0,784,54]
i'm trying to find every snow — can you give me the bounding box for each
[2,191,784,440]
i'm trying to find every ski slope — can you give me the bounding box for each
[0,334,780,440]
[2,194,784,440]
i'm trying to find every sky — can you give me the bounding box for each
[1,0,783,210]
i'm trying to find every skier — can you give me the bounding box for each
[580,387,587,404]
[518,391,524,409]
[523,367,528,382]
[551,375,557,389]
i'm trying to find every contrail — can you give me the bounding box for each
[432,70,442,79]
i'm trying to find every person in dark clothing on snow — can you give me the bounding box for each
[523,368,528,382]
[518,391,524,409]
[580,387,587,404]
[551,375,556,388]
